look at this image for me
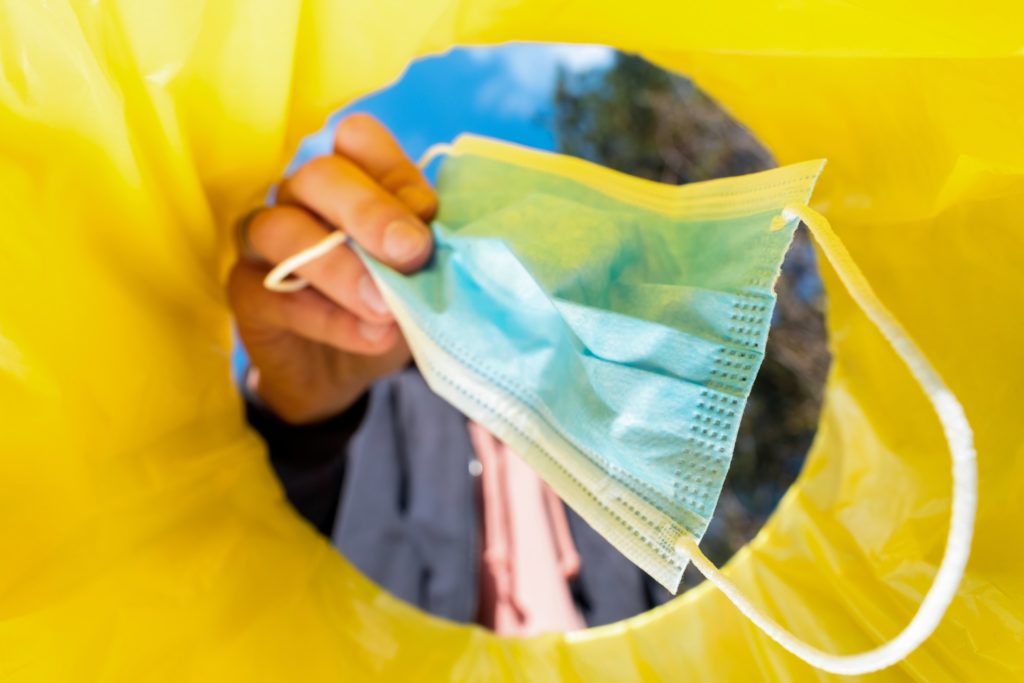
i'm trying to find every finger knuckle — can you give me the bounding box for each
[379,166,421,192]
[248,206,307,255]
[309,247,358,292]
[292,155,337,187]
[349,196,399,235]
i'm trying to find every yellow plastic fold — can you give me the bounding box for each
[1,1,1022,681]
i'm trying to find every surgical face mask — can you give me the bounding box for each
[265,135,975,676]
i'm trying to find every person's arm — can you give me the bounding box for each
[228,114,436,530]
[244,373,369,535]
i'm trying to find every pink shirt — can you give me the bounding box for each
[468,422,585,635]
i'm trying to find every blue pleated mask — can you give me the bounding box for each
[365,136,826,590]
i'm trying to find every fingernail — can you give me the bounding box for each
[397,186,435,215]
[383,219,430,263]
[357,320,390,342]
[357,275,390,316]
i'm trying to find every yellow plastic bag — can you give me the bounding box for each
[1,2,1021,680]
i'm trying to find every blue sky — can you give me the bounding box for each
[290,44,613,168]
[235,44,613,376]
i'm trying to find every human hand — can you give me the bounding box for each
[228,114,436,424]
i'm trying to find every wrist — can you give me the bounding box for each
[246,367,370,426]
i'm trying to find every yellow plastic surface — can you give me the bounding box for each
[1,2,1021,680]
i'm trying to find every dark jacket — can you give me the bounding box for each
[246,366,673,627]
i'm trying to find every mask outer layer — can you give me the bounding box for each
[364,135,826,592]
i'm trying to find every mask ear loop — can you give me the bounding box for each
[263,231,348,292]
[262,143,455,293]
[676,203,976,676]
[416,142,455,171]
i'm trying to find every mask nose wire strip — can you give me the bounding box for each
[676,203,977,676]
[262,145,454,293]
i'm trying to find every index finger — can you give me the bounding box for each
[277,154,432,273]
[333,114,438,220]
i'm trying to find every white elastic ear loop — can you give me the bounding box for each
[263,231,349,293]
[677,203,977,676]
[416,142,454,170]
[262,144,453,293]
